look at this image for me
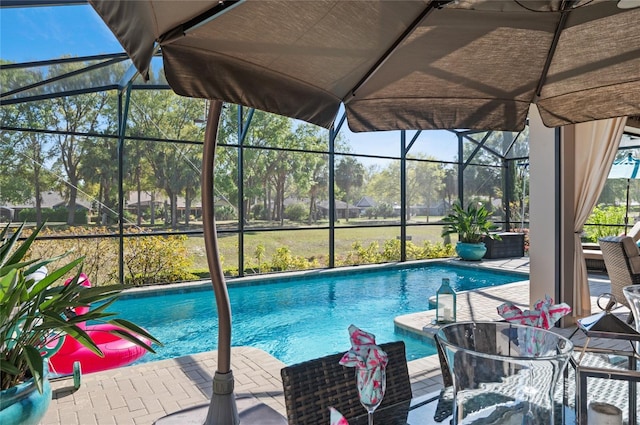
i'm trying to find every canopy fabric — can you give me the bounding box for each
[89,0,640,132]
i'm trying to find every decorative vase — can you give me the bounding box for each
[0,376,52,425]
[455,242,487,261]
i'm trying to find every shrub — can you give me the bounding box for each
[18,207,88,224]
[411,241,456,259]
[123,230,195,285]
[271,247,318,271]
[337,238,456,266]
[584,204,625,242]
[251,204,268,220]
[381,239,401,261]
[338,241,382,266]
[215,205,237,221]
[374,203,394,219]
[28,226,118,286]
[254,244,268,273]
[284,203,307,222]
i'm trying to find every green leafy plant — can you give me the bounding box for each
[270,246,318,271]
[441,202,500,244]
[584,204,625,242]
[122,230,194,285]
[0,223,161,393]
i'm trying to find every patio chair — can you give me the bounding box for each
[582,222,640,272]
[626,220,640,243]
[280,341,412,425]
[598,235,640,322]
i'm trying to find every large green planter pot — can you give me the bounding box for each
[0,377,52,425]
[455,241,487,261]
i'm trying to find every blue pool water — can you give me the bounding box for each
[112,263,526,366]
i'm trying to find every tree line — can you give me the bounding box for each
[1,58,529,230]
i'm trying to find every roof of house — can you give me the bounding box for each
[6,191,91,210]
[356,196,376,208]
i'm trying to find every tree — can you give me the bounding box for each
[127,90,204,229]
[411,156,445,222]
[80,92,120,225]
[441,167,457,211]
[461,132,502,207]
[214,104,245,222]
[230,109,295,224]
[335,157,365,222]
[44,60,117,225]
[366,162,400,206]
[286,124,329,224]
[0,65,55,224]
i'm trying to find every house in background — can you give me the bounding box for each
[2,191,92,222]
[317,200,360,220]
[0,206,13,222]
[355,196,376,216]
[126,191,204,223]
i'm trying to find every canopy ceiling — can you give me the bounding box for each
[89,0,640,132]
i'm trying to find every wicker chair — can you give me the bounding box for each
[280,341,412,425]
[598,235,640,313]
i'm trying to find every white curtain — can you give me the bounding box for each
[572,117,627,318]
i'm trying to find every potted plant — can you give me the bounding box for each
[0,223,160,425]
[441,202,500,261]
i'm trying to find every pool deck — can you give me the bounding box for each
[40,258,631,425]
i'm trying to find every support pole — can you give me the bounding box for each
[400,131,407,261]
[625,178,631,235]
[117,82,133,286]
[202,100,239,425]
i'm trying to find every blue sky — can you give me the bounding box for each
[0,5,121,62]
[0,4,458,164]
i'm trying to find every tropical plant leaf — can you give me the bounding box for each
[3,222,43,269]
[110,318,163,346]
[23,345,44,394]
[1,222,159,393]
[107,329,157,354]
[0,357,20,376]
[81,297,118,316]
[0,269,18,300]
[73,286,122,304]
[0,222,25,268]
[22,253,70,278]
[38,313,104,358]
[441,201,499,243]
[29,257,84,298]
[0,259,39,278]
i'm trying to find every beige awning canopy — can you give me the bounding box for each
[90,0,640,132]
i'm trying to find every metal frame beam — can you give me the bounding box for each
[1,0,87,8]
[117,81,133,285]
[2,57,128,100]
[329,112,347,268]
[236,106,255,277]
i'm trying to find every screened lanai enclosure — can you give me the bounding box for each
[1,60,530,286]
[1,1,639,287]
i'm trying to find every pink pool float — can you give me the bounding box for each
[47,274,152,375]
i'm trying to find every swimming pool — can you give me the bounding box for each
[112,262,527,366]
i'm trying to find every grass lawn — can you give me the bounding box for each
[184,220,449,271]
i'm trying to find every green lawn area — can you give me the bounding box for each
[184,220,449,271]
